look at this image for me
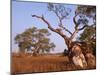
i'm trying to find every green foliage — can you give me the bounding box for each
[79,26,96,41]
[78,25,96,55]
[15,26,55,54]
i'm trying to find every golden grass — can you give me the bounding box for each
[11,53,96,75]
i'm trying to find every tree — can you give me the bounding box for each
[32,3,96,52]
[15,26,55,54]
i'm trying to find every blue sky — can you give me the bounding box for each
[12,1,78,53]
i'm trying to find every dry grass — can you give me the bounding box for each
[11,53,96,75]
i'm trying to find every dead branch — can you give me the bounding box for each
[59,25,72,35]
[32,15,69,41]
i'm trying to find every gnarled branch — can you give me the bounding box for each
[32,15,56,32]
[32,15,69,41]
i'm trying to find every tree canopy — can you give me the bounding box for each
[15,26,55,55]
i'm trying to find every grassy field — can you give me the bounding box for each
[11,53,96,75]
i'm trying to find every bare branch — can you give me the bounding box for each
[73,14,78,29]
[78,25,87,31]
[52,9,73,35]
[68,14,79,41]
[48,4,73,37]
[70,25,87,41]
[59,25,73,35]
[70,29,78,41]
[71,13,88,40]
[32,15,55,32]
[54,10,61,21]
[32,15,69,40]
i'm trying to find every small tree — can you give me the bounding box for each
[15,26,55,54]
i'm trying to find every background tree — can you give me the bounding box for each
[15,27,37,53]
[15,26,55,54]
[32,3,96,52]
[32,28,55,55]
